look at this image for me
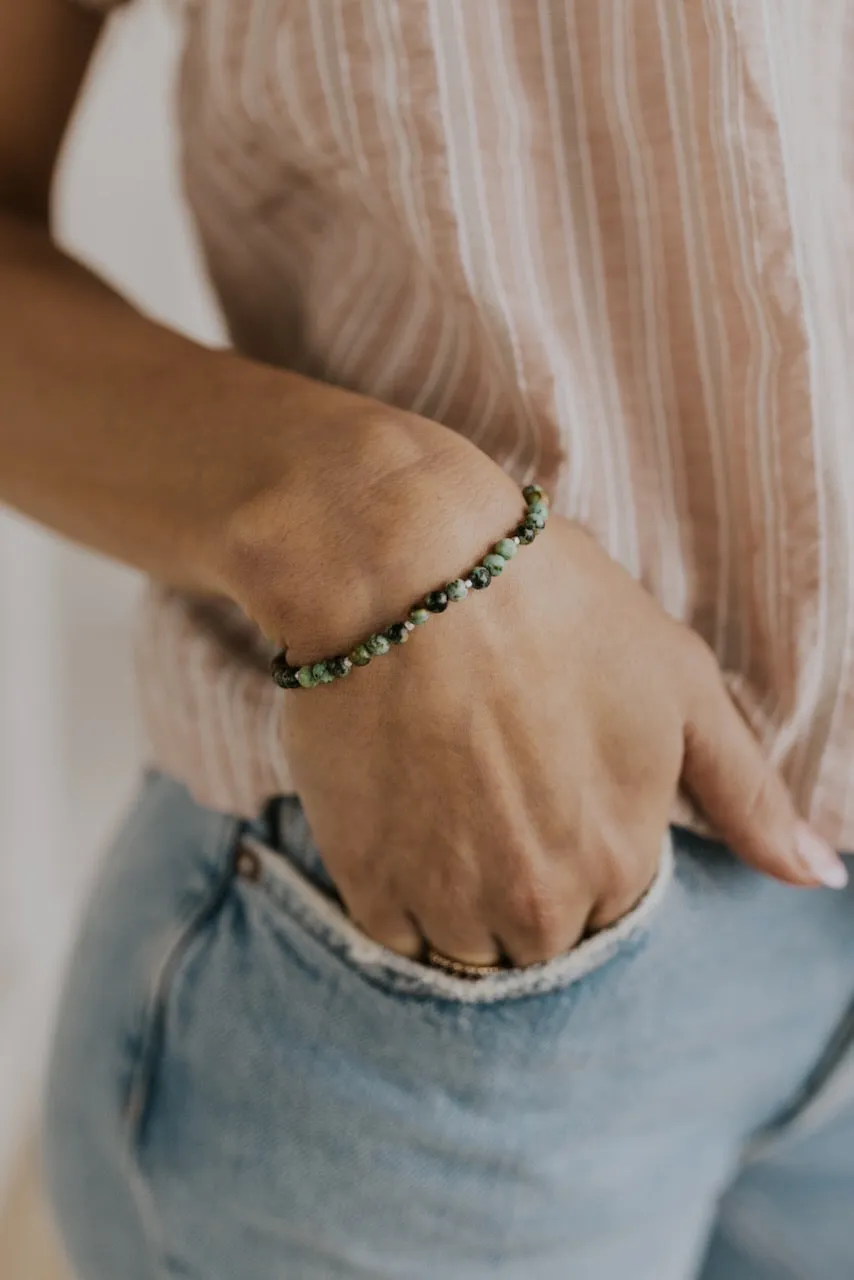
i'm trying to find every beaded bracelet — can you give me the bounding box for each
[270,483,550,690]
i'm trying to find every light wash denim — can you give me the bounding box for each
[45,770,854,1279]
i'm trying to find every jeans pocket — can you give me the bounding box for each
[44,771,246,1278]
[236,826,675,1006]
[123,814,243,1145]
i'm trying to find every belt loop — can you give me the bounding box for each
[247,793,282,848]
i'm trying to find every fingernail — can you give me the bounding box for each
[795,822,848,889]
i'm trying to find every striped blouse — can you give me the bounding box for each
[82,0,854,848]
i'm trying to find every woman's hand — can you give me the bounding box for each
[219,412,846,967]
[0,0,844,972]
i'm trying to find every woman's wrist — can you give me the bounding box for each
[212,401,527,662]
[271,483,550,688]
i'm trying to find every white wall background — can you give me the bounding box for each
[0,0,223,1193]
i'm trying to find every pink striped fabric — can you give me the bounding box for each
[84,1,854,847]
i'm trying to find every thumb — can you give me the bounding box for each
[678,641,847,889]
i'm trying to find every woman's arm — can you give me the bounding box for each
[0,1,298,586]
[2,0,839,968]
[0,2,519,626]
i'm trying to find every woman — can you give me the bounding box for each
[3,1,854,1276]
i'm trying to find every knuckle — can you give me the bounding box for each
[505,877,568,953]
[603,860,642,907]
[600,879,651,924]
[596,835,655,906]
[600,853,644,909]
[352,907,422,957]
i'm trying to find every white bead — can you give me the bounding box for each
[512,536,521,545]
[464,579,473,589]
[404,620,415,631]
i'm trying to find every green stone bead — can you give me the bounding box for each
[424,590,449,613]
[483,553,506,577]
[527,508,548,530]
[270,654,301,689]
[527,499,549,521]
[515,523,536,545]
[297,665,318,688]
[522,483,547,504]
[349,644,372,667]
[327,656,353,679]
[494,537,518,560]
[275,670,301,690]
[446,578,469,601]
[312,661,335,684]
[469,566,492,589]
[385,622,410,645]
[408,607,430,626]
[365,633,391,657]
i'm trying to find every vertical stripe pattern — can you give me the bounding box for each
[79,0,854,849]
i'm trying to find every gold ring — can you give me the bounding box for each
[425,946,509,979]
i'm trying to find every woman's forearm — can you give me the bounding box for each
[0,210,522,649]
[0,210,376,589]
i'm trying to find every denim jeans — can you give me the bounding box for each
[45,770,854,1279]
